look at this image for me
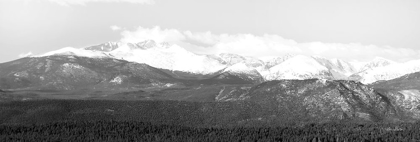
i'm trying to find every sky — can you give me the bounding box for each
[1,0,420,63]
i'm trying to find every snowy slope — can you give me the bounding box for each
[259,54,295,69]
[109,43,226,74]
[348,57,397,83]
[223,63,262,77]
[359,57,396,72]
[312,56,358,79]
[349,61,368,72]
[36,47,111,58]
[216,53,267,76]
[262,55,359,81]
[217,53,265,68]
[264,55,333,80]
[218,53,247,65]
[219,62,264,82]
[359,59,420,84]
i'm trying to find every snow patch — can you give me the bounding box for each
[14,71,29,78]
[63,63,83,69]
[151,82,176,88]
[398,90,420,102]
[110,76,123,84]
[164,83,175,87]
[317,79,328,85]
[224,63,255,74]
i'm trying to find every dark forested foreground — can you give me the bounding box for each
[2,100,420,141]
[1,120,420,141]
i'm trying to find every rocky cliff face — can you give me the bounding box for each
[217,79,414,123]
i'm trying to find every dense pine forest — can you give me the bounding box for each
[2,120,420,141]
[1,100,420,141]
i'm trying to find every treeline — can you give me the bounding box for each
[1,120,420,141]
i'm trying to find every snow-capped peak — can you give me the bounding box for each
[360,57,396,71]
[220,62,264,82]
[85,41,121,52]
[107,41,227,74]
[264,55,331,80]
[216,53,265,69]
[311,56,357,78]
[123,40,172,50]
[36,47,110,58]
[358,59,420,84]
[260,54,295,69]
[224,63,256,74]
[217,53,247,65]
[137,40,157,48]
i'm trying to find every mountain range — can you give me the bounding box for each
[21,40,419,84]
[2,40,420,124]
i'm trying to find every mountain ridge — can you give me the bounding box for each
[11,40,420,84]
[3,53,420,123]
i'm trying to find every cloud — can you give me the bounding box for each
[183,31,219,45]
[110,25,122,31]
[118,26,420,62]
[47,0,154,6]
[120,26,185,43]
[18,52,33,58]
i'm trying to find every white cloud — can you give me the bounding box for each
[117,26,420,62]
[18,52,33,58]
[47,0,154,6]
[110,25,122,31]
[120,26,185,43]
[183,31,219,45]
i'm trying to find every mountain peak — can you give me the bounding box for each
[360,57,396,71]
[217,62,264,83]
[224,63,255,73]
[123,40,172,50]
[84,40,172,52]
[85,41,121,52]
[265,55,332,80]
[218,53,246,65]
[259,54,295,69]
[135,40,157,49]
